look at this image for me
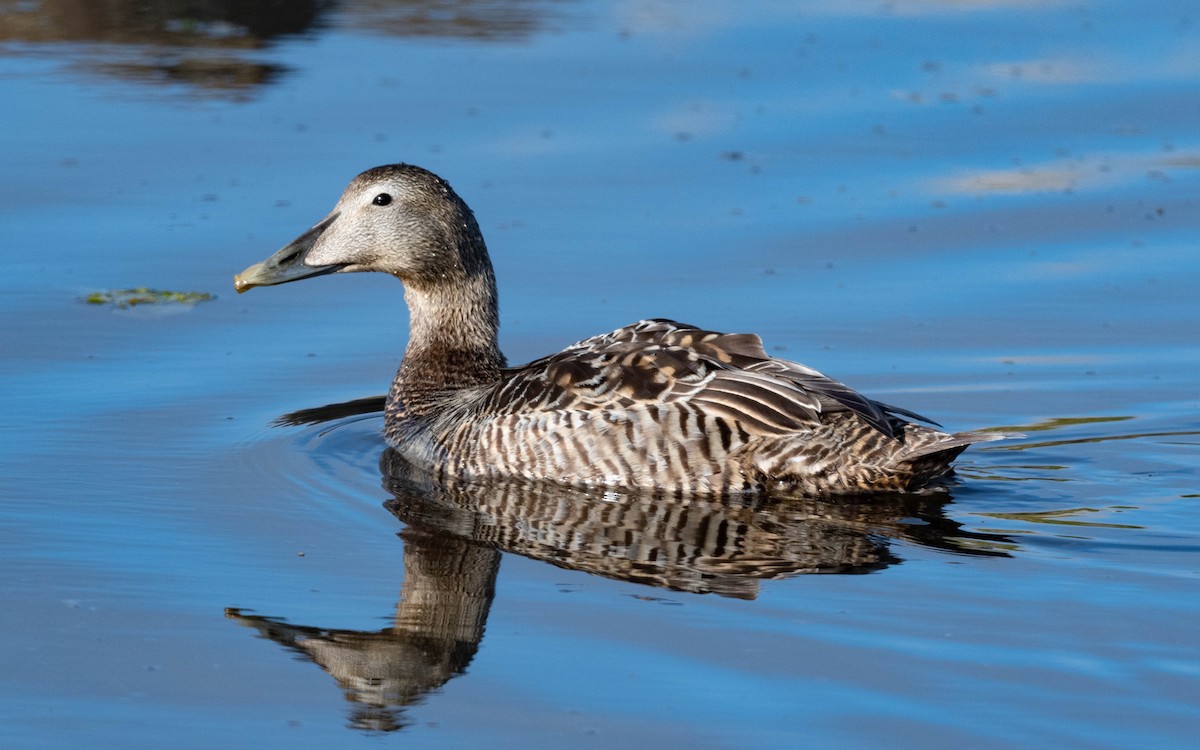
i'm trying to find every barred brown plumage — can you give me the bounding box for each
[236,163,1004,495]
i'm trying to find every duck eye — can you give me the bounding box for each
[372,193,392,206]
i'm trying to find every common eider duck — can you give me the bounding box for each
[235,164,998,495]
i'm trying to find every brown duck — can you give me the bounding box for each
[236,164,999,495]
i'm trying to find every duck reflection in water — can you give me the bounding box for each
[228,399,1012,732]
[227,528,494,732]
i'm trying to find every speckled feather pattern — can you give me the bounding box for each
[387,319,992,495]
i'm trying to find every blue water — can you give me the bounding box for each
[2,1,1198,748]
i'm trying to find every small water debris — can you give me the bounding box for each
[83,287,215,309]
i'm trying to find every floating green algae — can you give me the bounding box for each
[84,287,214,309]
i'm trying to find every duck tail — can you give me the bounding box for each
[896,430,1010,463]
[891,429,1018,489]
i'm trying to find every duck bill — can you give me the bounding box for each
[234,212,343,293]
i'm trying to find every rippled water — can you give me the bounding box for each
[2,1,1198,748]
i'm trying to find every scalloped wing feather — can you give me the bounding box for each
[499,319,907,438]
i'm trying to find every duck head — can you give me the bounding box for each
[235,164,488,293]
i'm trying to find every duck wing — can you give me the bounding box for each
[485,319,916,439]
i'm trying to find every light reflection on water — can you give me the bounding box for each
[2,0,1199,747]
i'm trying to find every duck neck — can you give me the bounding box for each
[392,262,506,412]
